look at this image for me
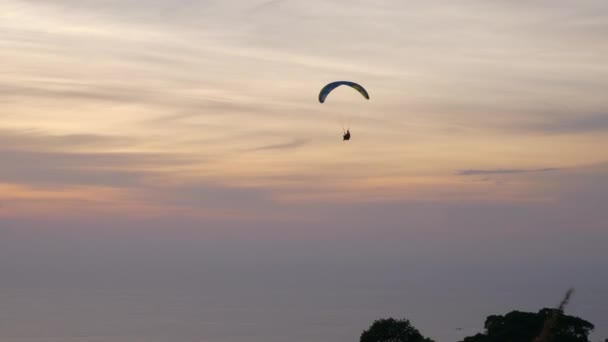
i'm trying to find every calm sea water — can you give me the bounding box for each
[1,283,606,342]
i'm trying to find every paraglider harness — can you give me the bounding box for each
[343,129,351,141]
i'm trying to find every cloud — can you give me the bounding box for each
[0,129,199,188]
[0,128,293,219]
[457,168,561,176]
[0,129,135,150]
[0,148,193,187]
[247,0,288,14]
[0,82,148,104]
[247,138,310,151]
[518,113,608,135]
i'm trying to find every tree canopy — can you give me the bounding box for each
[460,308,594,342]
[360,318,435,342]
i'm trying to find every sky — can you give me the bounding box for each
[1,0,608,341]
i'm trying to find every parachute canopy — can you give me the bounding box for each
[318,81,369,103]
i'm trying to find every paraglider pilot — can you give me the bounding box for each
[343,129,351,141]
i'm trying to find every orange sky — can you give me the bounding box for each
[2,0,608,218]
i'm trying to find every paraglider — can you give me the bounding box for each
[318,81,369,141]
[318,81,369,104]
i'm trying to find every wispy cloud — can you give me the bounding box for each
[516,113,608,135]
[0,82,157,104]
[247,138,310,151]
[0,129,135,150]
[0,129,197,187]
[247,0,288,14]
[457,168,561,176]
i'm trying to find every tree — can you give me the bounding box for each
[360,318,435,342]
[460,309,594,342]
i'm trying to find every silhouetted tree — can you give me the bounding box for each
[360,318,434,342]
[460,309,594,342]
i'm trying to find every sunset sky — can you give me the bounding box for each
[1,1,607,341]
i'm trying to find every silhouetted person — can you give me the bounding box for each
[343,129,351,141]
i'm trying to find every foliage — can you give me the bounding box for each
[360,318,435,342]
[460,308,594,342]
